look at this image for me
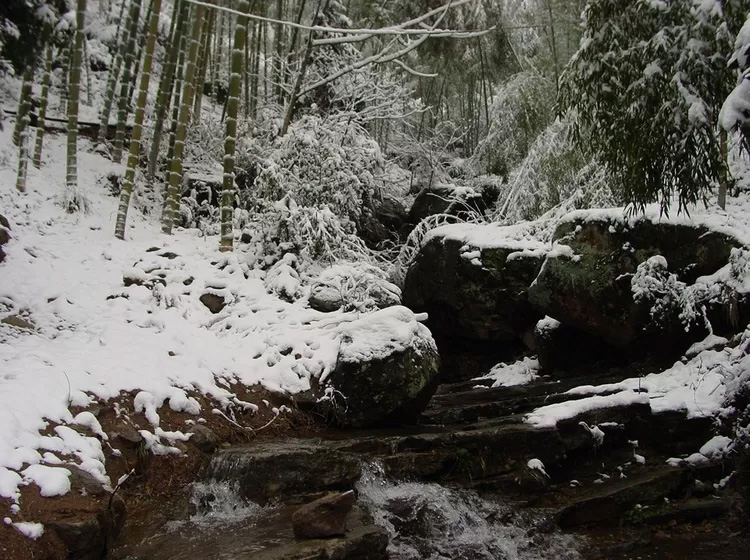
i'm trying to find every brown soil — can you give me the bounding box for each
[0,383,323,560]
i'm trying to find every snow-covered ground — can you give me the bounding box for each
[2,109,750,525]
[0,126,430,513]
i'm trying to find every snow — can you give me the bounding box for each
[699,435,734,459]
[526,391,650,428]
[557,201,750,246]
[684,334,728,358]
[0,127,432,511]
[474,356,540,388]
[527,458,549,478]
[335,306,435,366]
[559,343,729,418]
[425,221,549,255]
[7,520,44,540]
[21,465,71,497]
[671,441,724,467]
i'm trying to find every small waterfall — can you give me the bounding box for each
[357,463,580,560]
[189,480,262,525]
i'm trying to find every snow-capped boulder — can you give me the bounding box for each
[528,211,743,351]
[324,306,440,428]
[403,223,547,343]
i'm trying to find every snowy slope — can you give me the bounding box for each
[0,127,430,510]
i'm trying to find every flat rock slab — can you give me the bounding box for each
[255,524,388,560]
[557,467,689,527]
[292,491,356,539]
[207,440,362,505]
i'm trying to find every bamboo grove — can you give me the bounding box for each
[5,0,564,251]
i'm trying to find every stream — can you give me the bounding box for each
[112,360,745,559]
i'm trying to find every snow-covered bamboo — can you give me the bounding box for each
[115,0,163,240]
[13,68,34,147]
[33,43,53,168]
[97,0,140,145]
[161,4,205,234]
[112,0,144,163]
[65,0,86,203]
[147,0,188,180]
[15,89,31,193]
[219,0,250,252]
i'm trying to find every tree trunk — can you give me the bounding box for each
[113,0,144,163]
[719,128,728,210]
[98,0,139,144]
[280,0,323,136]
[33,43,53,168]
[147,0,187,180]
[193,8,214,125]
[115,0,163,240]
[13,68,34,147]
[15,68,34,193]
[161,4,205,234]
[65,0,87,207]
[220,0,251,252]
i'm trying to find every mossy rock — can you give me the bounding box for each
[528,215,742,350]
[326,341,440,428]
[403,231,545,343]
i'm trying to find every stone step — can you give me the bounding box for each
[627,497,729,526]
[207,440,362,505]
[555,467,691,528]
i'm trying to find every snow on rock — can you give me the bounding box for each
[6,519,44,540]
[21,465,71,497]
[526,391,650,428]
[684,333,728,359]
[335,306,435,366]
[527,458,549,478]
[474,356,540,388]
[699,435,734,460]
[424,220,549,255]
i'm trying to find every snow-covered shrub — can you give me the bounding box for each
[632,256,688,324]
[264,253,303,302]
[250,116,383,224]
[472,72,555,177]
[243,195,372,268]
[309,262,401,312]
[631,255,722,332]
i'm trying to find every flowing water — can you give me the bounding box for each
[357,463,581,560]
[116,462,581,559]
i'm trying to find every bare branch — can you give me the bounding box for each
[184,0,484,38]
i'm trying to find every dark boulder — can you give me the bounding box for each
[531,317,625,374]
[292,490,356,539]
[46,466,126,560]
[187,424,219,453]
[325,306,440,427]
[359,193,409,248]
[528,213,743,351]
[199,293,226,314]
[403,223,546,343]
[409,183,498,224]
